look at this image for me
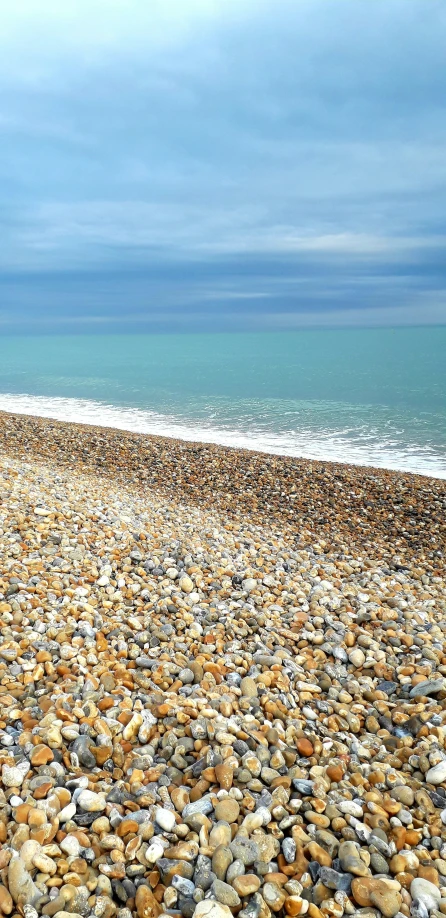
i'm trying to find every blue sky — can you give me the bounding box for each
[1,0,446,331]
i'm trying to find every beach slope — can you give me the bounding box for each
[0,411,445,918]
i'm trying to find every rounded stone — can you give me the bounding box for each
[76,790,106,812]
[212,879,241,907]
[348,648,366,668]
[212,846,233,881]
[155,808,176,832]
[229,838,259,866]
[240,677,258,698]
[214,799,240,824]
[425,761,446,785]
[297,738,314,757]
[410,878,441,911]
[232,875,261,896]
[179,576,194,594]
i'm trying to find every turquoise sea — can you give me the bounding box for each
[0,328,445,478]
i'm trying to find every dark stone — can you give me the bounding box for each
[74,812,97,827]
[319,866,352,892]
[376,681,398,695]
[292,779,314,795]
[112,880,129,903]
[70,735,96,769]
[178,898,196,918]
[308,861,321,882]
[430,790,446,808]
[106,785,124,804]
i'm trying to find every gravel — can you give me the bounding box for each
[0,411,445,918]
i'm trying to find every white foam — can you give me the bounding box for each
[0,391,445,479]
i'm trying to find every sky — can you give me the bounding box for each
[1,0,446,332]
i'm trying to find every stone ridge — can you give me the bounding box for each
[0,411,445,564]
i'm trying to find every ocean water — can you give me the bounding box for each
[0,328,445,478]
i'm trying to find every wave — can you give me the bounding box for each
[0,391,445,479]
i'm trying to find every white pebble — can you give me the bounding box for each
[155,807,176,832]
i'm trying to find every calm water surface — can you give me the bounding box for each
[0,328,444,478]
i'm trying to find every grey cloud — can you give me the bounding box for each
[0,0,445,328]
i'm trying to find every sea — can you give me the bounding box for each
[0,327,445,479]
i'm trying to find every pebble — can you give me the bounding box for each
[8,855,40,906]
[2,762,29,787]
[229,838,259,866]
[212,879,241,907]
[348,648,366,668]
[425,761,446,785]
[214,798,240,823]
[410,678,445,698]
[351,877,402,917]
[240,676,258,698]
[155,808,177,832]
[194,903,233,918]
[410,878,442,911]
[77,789,106,812]
[233,875,261,896]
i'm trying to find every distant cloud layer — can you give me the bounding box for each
[0,0,445,330]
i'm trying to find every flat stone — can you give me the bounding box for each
[29,744,54,766]
[348,648,365,668]
[253,653,281,666]
[183,797,214,821]
[352,877,402,916]
[179,575,194,593]
[209,823,232,849]
[410,678,445,698]
[0,885,13,916]
[263,882,287,911]
[319,867,352,892]
[376,681,399,695]
[255,833,280,863]
[226,859,246,885]
[60,836,81,857]
[293,780,314,795]
[296,738,314,757]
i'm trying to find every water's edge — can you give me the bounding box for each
[0,392,444,479]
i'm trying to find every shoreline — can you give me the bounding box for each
[0,392,444,482]
[0,409,445,565]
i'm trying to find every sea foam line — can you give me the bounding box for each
[0,391,444,479]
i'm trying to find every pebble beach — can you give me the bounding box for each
[0,410,446,918]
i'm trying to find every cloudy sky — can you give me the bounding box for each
[1,0,446,332]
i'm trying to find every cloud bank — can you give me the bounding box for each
[0,0,445,331]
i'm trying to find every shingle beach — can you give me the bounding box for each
[0,411,445,918]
